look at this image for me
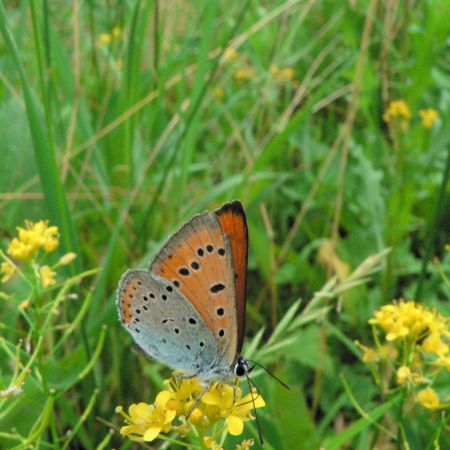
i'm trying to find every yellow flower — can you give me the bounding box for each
[223,47,238,62]
[270,65,295,83]
[234,68,257,81]
[236,439,254,450]
[417,387,440,409]
[396,366,411,385]
[40,265,56,288]
[99,33,112,44]
[19,299,30,310]
[7,220,59,261]
[204,436,223,450]
[58,252,77,266]
[383,100,411,130]
[1,261,16,283]
[164,377,203,415]
[112,26,122,37]
[119,391,176,442]
[369,300,433,342]
[419,108,439,128]
[202,383,265,436]
[422,332,449,356]
[213,87,225,99]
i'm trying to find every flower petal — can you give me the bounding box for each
[143,426,161,441]
[227,415,244,435]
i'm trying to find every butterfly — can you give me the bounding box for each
[116,200,251,382]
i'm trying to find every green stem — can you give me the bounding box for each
[415,146,450,299]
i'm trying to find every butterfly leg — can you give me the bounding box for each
[186,382,210,419]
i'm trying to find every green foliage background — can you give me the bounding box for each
[0,0,449,449]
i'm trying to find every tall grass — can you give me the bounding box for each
[0,0,449,449]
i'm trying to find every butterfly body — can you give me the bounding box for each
[117,201,248,382]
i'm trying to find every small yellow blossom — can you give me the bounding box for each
[270,65,295,83]
[112,26,122,37]
[204,436,223,450]
[58,252,77,266]
[236,439,254,450]
[119,391,176,442]
[383,100,411,130]
[234,68,257,81]
[19,299,30,310]
[40,265,56,288]
[422,332,449,355]
[213,87,225,99]
[202,383,265,436]
[396,366,411,385]
[417,387,441,409]
[223,47,238,62]
[419,108,439,128]
[99,33,112,44]
[1,261,16,283]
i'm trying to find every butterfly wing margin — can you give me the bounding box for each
[215,200,248,355]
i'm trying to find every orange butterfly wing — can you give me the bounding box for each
[150,210,238,365]
[214,201,248,355]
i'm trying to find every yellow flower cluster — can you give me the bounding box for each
[383,100,439,130]
[1,220,76,290]
[99,26,122,45]
[362,300,450,410]
[7,220,59,261]
[270,65,296,83]
[117,375,265,444]
[419,108,439,128]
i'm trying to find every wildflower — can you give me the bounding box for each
[7,220,59,261]
[19,299,30,310]
[369,300,433,342]
[112,26,122,37]
[422,332,449,356]
[236,439,254,450]
[119,391,176,442]
[270,65,295,83]
[99,33,112,44]
[417,387,441,409]
[223,47,238,62]
[202,383,265,436]
[396,366,411,385]
[355,341,379,363]
[40,265,56,288]
[204,436,223,450]
[213,87,225,99]
[234,68,257,81]
[1,261,16,283]
[419,108,439,128]
[58,252,77,266]
[383,100,411,130]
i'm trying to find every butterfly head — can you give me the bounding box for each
[234,356,251,377]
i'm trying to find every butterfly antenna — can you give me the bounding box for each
[247,359,290,390]
[245,373,264,445]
